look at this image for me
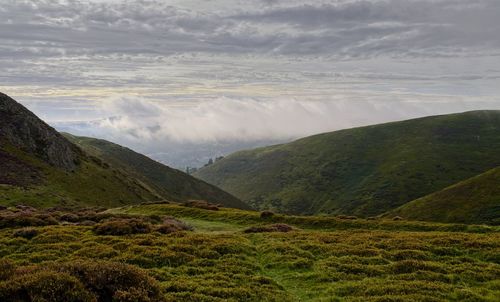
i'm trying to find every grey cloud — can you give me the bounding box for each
[1,0,499,60]
[231,0,500,57]
[2,0,500,151]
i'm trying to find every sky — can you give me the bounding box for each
[1,0,500,166]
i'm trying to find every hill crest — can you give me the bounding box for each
[195,110,500,220]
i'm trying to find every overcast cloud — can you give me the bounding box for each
[1,0,500,166]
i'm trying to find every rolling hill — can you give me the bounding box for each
[0,92,246,209]
[387,166,500,225]
[195,111,500,218]
[64,134,249,209]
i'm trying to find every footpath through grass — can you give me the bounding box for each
[1,204,499,301]
[112,203,498,233]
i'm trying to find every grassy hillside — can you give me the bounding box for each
[1,204,498,301]
[195,111,500,217]
[64,134,249,209]
[0,92,246,209]
[0,141,160,208]
[388,167,500,225]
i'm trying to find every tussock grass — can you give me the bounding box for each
[0,204,498,301]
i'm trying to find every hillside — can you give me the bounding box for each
[195,111,500,217]
[0,92,246,209]
[0,92,163,207]
[388,166,500,225]
[64,134,249,209]
[1,203,498,301]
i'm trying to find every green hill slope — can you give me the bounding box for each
[387,167,500,225]
[195,111,500,217]
[64,134,249,209]
[0,92,160,207]
[0,92,246,209]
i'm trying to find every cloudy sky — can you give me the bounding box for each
[2,0,500,165]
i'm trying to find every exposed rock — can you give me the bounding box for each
[0,92,83,171]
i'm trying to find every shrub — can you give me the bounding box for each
[13,228,39,239]
[156,217,193,234]
[337,215,358,220]
[0,213,57,229]
[78,220,97,226]
[56,260,165,302]
[0,259,15,281]
[93,219,152,235]
[244,224,295,233]
[184,200,219,211]
[0,205,7,211]
[0,261,165,302]
[0,270,95,302]
[60,213,80,222]
[391,260,444,274]
[393,216,404,221]
[260,211,274,219]
[15,205,36,212]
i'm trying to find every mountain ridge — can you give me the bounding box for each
[0,92,247,209]
[387,166,500,225]
[0,92,82,171]
[64,133,250,209]
[195,110,500,220]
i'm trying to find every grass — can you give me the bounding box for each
[194,110,500,221]
[0,140,160,208]
[112,204,497,233]
[389,166,500,225]
[1,204,499,301]
[64,133,249,209]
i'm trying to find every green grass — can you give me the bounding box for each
[1,204,499,301]
[194,111,500,221]
[64,133,249,209]
[389,166,500,225]
[1,92,247,210]
[0,135,246,210]
[112,204,497,233]
[0,142,159,208]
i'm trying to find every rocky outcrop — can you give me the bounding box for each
[0,92,83,171]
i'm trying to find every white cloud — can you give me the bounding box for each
[89,93,500,144]
[1,0,500,164]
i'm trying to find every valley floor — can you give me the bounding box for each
[1,204,499,301]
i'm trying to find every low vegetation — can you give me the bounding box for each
[389,166,500,225]
[195,110,500,221]
[183,200,220,211]
[0,259,165,302]
[64,133,249,209]
[0,203,498,301]
[0,93,249,210]
[243,223,295,233]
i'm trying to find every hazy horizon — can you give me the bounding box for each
[2,0,500,166]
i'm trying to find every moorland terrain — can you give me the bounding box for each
[0,92,499,301]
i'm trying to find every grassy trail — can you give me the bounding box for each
[2,204,498,301]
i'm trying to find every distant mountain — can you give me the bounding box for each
[0,92,247,209]
[387,167,500,225]
[64,134,249,209]
[195,111,500,217]
[53,119,288,170]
